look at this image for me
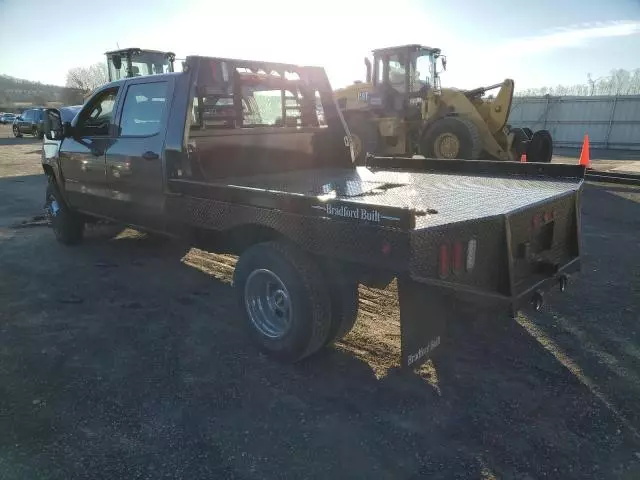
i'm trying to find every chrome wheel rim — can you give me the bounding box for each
[244,268,292,339]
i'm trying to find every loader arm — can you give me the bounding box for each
[469,79,514,134]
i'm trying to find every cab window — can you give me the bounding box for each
[76,88,119,136]
[118,81,168,137]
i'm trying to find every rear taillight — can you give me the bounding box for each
[533,209,555,230]
[439,238,477,278]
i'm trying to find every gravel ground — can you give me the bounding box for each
[1,125,639,479]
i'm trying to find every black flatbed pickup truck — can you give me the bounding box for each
[42,55,585,368]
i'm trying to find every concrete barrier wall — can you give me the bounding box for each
[508,95,640,150]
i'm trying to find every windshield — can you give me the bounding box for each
[108,51,173,81]
[130,52,173,76]
[412,51,435,93]
[388,54,407,92]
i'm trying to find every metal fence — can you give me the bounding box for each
[508,95,640,150]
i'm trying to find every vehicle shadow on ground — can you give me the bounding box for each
[1,217,639,479]
[0,174,47,228]
[517,185,640,433]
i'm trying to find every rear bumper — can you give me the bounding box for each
[410,256,581,314]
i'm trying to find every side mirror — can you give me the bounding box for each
[43,108,64,141]
[62,122,73,138]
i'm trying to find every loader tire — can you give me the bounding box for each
[510,127,530,158]
[343,112,379,165]
[421,116,482,160]
[527,130,553,163]
[233,241,332,363]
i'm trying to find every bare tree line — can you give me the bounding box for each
[65,62,109,93]
[516,68,640,97]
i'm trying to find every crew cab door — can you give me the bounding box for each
[105,78,173,230]
[58,86,120,214]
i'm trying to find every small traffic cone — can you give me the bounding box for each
[520,153,527,163]
[579,134,591,169]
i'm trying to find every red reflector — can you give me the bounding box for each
[532,214,541,229]
[439,244,449,278]
[381,241,391,256]
[452,241,463,273]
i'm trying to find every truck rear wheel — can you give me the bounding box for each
[45,181,84,245]
[323,268,359,346]
[343,112,379,165]
[233,241,332,362]
[421,117,482,160]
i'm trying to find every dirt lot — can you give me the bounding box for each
[1,124,640,479]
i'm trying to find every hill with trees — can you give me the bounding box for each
[0,74,85,111]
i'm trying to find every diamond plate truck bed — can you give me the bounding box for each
[167,158,585,367]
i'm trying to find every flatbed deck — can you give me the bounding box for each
[171,164,583,229]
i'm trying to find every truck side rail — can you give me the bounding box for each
[364,154,587,181]
[167,178,417,231]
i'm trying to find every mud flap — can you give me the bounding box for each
[398,275,450,369]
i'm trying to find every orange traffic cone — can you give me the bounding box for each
[579,134,591,169]
[520,153,527,163]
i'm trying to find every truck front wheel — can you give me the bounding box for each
[45,181,84,245]
[233,241,332,362]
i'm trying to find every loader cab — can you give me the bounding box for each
[367,44,443,114]
[106,48,176,82]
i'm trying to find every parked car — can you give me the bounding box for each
[13,108,45,138]
[0,113,17,125]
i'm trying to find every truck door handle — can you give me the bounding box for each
[142,151,159,160]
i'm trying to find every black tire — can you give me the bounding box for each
[13,125,22,138]
[421,116,482,160]
[343,112,379,165]
[522,127,533,139]
[527,129,553,163]
[33,126,44,139]
[510,127,530,158]
[322,265,359,345]
[233,241,332,362]
[45,181,84,245]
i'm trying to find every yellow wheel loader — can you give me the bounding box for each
[335,44,553,163]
